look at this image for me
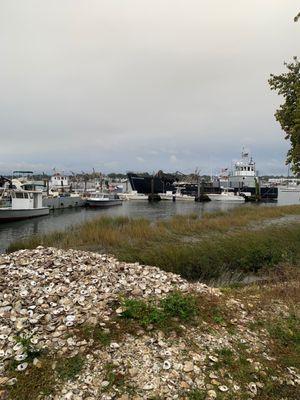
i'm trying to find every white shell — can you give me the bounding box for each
[163,360,171,370]
[17,362,28,371]
[249,382,257,394]
[218,385,229,392]
[65,315,76,322]
[15,353,27,361]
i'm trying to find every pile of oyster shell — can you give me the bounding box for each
[0,246,211,378]
[1,247,299,399]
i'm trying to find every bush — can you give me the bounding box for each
[120,292,198,328]
[161,292,197,321]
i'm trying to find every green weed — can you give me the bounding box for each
[120,292,198,330]
[188,389,207,399]
[266,314,300,368]
[56,354,85,381]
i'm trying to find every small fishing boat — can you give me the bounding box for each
[118,191,148,201]
[208,190,245,202]
[0,190,49,222]
[86,192,122,207]
[159,189,195,201]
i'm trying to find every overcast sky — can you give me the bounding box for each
[0,1,299,175]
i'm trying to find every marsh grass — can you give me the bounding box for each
[8,205,300,281]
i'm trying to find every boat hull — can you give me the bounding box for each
[43,195,85,210]
[0,207,50,222]
[118,193,148,201]
[86,200,122,207]
[208,194,245,202]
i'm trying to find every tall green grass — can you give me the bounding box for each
[7,205,300,281]
[118,224,300,281]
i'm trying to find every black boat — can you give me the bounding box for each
[126,150,278,201]
[127,172,220,196]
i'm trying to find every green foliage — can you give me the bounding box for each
[127,224,300,281]
[102,363,126,391]
[216,347,235,366]
[188,389,207,399]
[212,315,225,324]
[269,57,300,174]
[7,358,55,400]
[13,334,42,366]
[266,314,300,368]
[120,292,198,329]
[120,298,165,326]
[161,292,197,321]
[76,325,112,346]
[56,355,85,381]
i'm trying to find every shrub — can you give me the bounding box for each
[161,292,197,321]
[120,292,198,329]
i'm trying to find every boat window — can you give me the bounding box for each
[15,192,24,198]
[24,193,28,198]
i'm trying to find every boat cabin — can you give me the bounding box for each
[10,191,43,210]
[229,150,258,189]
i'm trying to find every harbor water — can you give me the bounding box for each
[0,189,299,253]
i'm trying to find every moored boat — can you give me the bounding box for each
[85,193,122,207]
[208,190,245,202]
[0,190,49,222]
[43,193,85,209]
[118,191,148,201]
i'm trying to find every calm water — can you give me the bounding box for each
[0,189,299,253]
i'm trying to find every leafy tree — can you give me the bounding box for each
[268,14,300,175]
[269,57,300,175]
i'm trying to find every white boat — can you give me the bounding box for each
[159,187,195,201]
[0,190,49,222]
[118,191,148,201]
[208,191,245,202]
[174,194,195,201]
[86,192,122,207]
[159,191,175,201]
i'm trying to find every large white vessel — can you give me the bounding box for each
[228,150,257,189]
[216,150,278,200]
[0,190,49,222]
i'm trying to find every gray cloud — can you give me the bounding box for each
[0,0,299,175]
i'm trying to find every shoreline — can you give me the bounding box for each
[6,205,300,283]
